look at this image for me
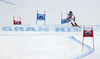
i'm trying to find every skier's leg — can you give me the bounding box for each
[71,22,75,26]
[73,18,78,26]
[75,22,78,26]
[70,19,75,26]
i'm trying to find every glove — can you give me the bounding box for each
[74,17,75,21]
[68,19,71,21]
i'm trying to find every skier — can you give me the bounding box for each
[66,11,79,27]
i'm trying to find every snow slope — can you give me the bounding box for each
[0,34,94,59]
[0,0,100,59]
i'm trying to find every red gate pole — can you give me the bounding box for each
[13,16,14,20]
[19,17,21,21]
[13,16,15,25]
[82,26,85,51]
[19,17,22,25]
[93,36,94,51]
[92,26,94,51]
[82,37,84,51]
[82,26,94,51]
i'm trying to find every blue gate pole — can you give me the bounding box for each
[61,13,62,24]
[44,10,46,25]
[36,10,38,25]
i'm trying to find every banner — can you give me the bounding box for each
[61,19,69,24]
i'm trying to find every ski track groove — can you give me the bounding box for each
[70,36,94,59]
[0,0,16,5]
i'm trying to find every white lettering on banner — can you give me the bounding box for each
[2,26,82,32]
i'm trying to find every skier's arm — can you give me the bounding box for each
[73,14,75,21]
[66,14,70,21]
[67,14,69,17]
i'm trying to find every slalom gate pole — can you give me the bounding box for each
[82,26,94,51]
[82,26,85,51]
[61,13,62,24]
[92,26,94,51]
[13,16,15,25]
[82,37,84,51]
[44,10,46,25]
[19,17,21,21]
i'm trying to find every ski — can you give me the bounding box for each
[76,26,81,27]
[72,25,81,27]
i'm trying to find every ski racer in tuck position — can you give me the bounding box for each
[66,11,80,27]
